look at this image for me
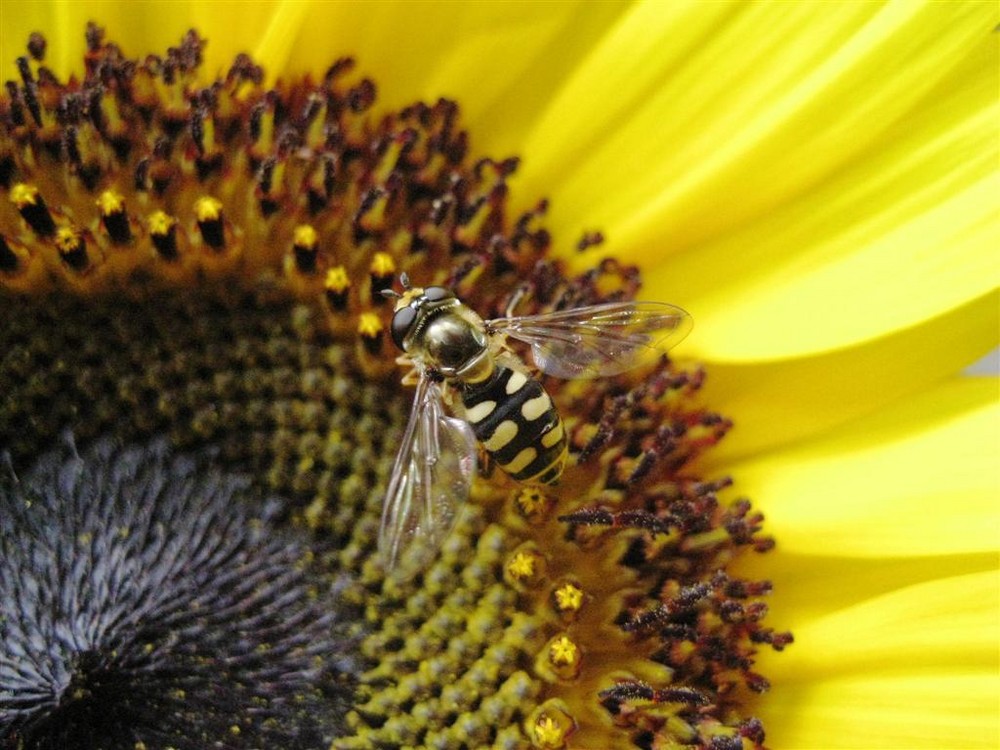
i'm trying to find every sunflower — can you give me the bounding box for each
[1,2,997,750]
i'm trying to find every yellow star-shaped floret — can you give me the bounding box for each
[553,583,583,613]
[548,635,580,668]
[506,550,537,580]
[533,714,566,749]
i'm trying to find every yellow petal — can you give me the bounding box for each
[755,570,999,749]
[521,0,992,244]
[725,377,999,557]
[736,550,994,626]
[513,0,996,358]
[278,1,630,155]
[768,672,999,750]
[699,290,998,464]
[656,122,997,360]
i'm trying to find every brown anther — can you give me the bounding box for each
[28,32,47,62]
[620,583,712,634]
[745,672,772,694]
[16,59,42,127]
[576,231,604,252]
[191,107,224,180]
[355,186,390,236]
[627,424,682,485]
[256,157,287,217]
[598,679,710,713]
[347,78,376,114]
[558,507,674,535]
[306,154,336,213]
[10,184,56,237]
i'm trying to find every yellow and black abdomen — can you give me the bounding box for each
[461,364,567,484]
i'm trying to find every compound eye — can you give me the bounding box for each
[423,286,452,302]
[390,306,417,350]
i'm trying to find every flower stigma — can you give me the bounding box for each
[0,26,791,750]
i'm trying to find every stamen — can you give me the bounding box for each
[529,702,575,750]
[54,226,88,271]
[357,312,383,355]
[505,546,545,588]
[10,184,56,237]
[368,252,396,302]
[292,224,319,274]
[551,582,584,617]
[148,210,179,260]
[543,634,582,680]
[324,266,351,310]
[96,190,132,244]
[194,196,226,250]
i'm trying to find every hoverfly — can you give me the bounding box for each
[379,274,692,573]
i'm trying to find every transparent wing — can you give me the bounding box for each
[490,301,693,379]
[378,374,478,575]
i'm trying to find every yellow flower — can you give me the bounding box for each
[1,2,997,749]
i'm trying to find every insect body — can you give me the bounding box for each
[461,363,567,485]
[379,275,692,573]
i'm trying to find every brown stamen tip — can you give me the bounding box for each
[620,583,711,634]
[559,507,674,535]
[256,157,287,217]
[598,680,710,712]
[27,32,47,62]
[576,231,604,252]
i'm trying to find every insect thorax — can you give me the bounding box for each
[417,308,491,380]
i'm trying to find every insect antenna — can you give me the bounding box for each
[381,272,410,300]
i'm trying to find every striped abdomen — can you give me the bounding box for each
[460,364,567,484]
